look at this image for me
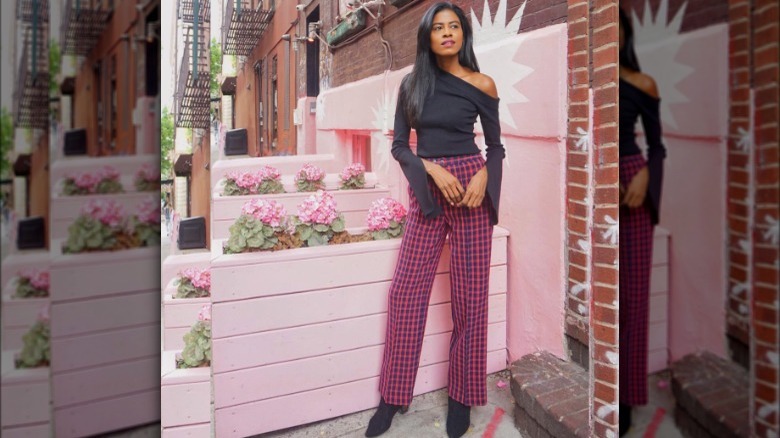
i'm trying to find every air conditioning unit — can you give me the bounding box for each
[224,128,248,156]
[177,216,207,250]
[17,217,46,250]
[63,129,88,156]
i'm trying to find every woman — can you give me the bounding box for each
[618,7,666,436]
[365,3,504,438]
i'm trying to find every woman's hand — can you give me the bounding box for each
[423,160,465,205]
[458,167,487,208]
[622,166,649,208]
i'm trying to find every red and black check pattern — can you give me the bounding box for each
[378,153,494,407]
[619,153,655,406]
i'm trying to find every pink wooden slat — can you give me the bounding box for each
[210,229,508,302]
[212,266,507,338]
[161,252,211,290]
[161,351,211,386]
[51,290,159,338]
[648,320,668,352]
[649,293,668,324]
[50,192,148,219]
[2,328,27,351]
[162,423,211,438]
[211,154,340,187]
[52,356,159,407]
[2,297,49,328]
[164,328,188,351]
[53,389,160,438]
[214,321,507,408]
[1,423,51,437]
[650,265,668,294]
[50,247,159,301]
[49,154,156,184]
[161,381,211,428]
[0,251,49,284]
[50,324,159,372]
[214,349,506,437]
[1,379,51,427]
[212,294,506,373]
[163,295,211,329]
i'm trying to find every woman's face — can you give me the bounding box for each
[429,9,463,58]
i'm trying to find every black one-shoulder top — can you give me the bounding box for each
[391,68,506,225]
[620,77,666,225]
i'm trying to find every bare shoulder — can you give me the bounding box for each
[472,73,498,99]
[633,73,659,99]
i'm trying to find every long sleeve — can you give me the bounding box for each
[640,98,665,225]
[478,96,505,225]
[391,86,441,219]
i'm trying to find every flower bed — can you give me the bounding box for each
[50,192,157,240]
[0,350,51,434]
[60,166,123,195]
[209,226,510,436]
[210,153,342,189]
[61,198,160,254]
[134,163,161,192]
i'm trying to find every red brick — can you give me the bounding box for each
[568,36,589,57]
[756,265,779,284]
[568,216,588,236]
[593,303,616,325]
[567,168,588,185]
[594,186,618,205]
[755,323,778,345]
[569,264,587,283]
[593,322,616,345]
[755,381,778,403]
[569,101,588,120]
[593,245,617,265]
[568,151,589,168]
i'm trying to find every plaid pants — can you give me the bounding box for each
[619,153,655,406]
[378,153,494,407]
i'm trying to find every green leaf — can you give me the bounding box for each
[331,217,345,232]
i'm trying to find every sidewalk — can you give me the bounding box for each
[260,371,524,438]
[623,372,683,438]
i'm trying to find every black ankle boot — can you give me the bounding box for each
[365,397,406,437]
[619,403,632,436]
[446,396,470,438]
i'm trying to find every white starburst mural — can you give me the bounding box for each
[631,0,695,130]
[371,86,398,175]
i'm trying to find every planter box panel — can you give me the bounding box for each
[212,265,508,338]
[162,423,211,438]
[213,294,506,373]
[2,328,27,351]
[214,349,506,437]
[161,381,212,428]
[214,173,379,195]
[650,265,668,294]
[0,380,51,427]
[163,295,211,329]
[50,247,160,301]
[1,423,51,437]
[165,328,189,351]
[211,229,508,302]
[51,193,154,240]
[52,356,159,407]
[52,388,160,438]
[0,251,50,282]
[214,321,507,407]
[211,154,341,188]
[51,324,159,372]
[51,290,159,337]
[161,351,211,385]
[2,296,49,327]
[161,252,211,290]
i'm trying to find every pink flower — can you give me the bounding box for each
[296,163,325,183]
[81,199,124,227]
[70,171,100,190]
[18,268,50,290]
[226,171,259,191]
[367,197,407,231]
[98,166,121,181]
[297,190,338,225]
[136,197,161,224]
[37,304,50,322]
[197,304,212,322]
[181,268,211,291]
[256,165,281,182]
[136,163,160,182]
[340,163,365,182]
[241,199,287,227]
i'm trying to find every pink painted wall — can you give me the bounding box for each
[314,24,569,362]
[634,24,729,360]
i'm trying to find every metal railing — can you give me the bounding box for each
[222,0,275,57]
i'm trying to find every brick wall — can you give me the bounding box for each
[750,0,779,435]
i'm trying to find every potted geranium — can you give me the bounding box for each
[61,166,123,195]
[295,163,326,192]
[128,197,161,247]
[223,170,258,196]
[176,304,211,369]
[289,190,346,246]
[62,199,137,253]
[134,163,161,192]
[175,268,211,298]
[256,165,285,194]
[367,197,407,240]
[224,199,298,254]
[15,306,50,369]
[13,268,50,298]
[339,163,366,190]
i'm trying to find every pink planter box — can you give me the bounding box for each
[211,186,390,240]
[161,351,211,434]
[163,292,210,351]
[50,192,155,240]
[49,244,160,437]
[1,292,49,351]
[213,171,379,196]
[648,227,670,374]
[48,154,157,187]
[161,252,211,291]
[211,153,342,188]
[1,350,51,434]
[210,227,510,436]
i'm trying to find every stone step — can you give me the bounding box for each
[510,351,589,438]
[671,350,749,438]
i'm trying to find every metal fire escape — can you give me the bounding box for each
[222,0,275,58]
[60,0,114,56]
[175,0,211,129]
[13,0,49,129]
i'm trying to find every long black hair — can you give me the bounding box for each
[619,7,641,72]
[400,2,480,128]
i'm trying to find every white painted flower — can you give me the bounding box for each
[738,239,750,254]
[758,403,778,419]
[570,282,589,299]
[606,429,616,438]
[577,303,589,316]
[738,304,748,315]
[730,281,748,297]
[575,126,590,151]
[371,87,398,175]
[766,429,777,438]
[471,0,525,46]
[597,404,616,419]
[767,351,778,366]
[762,215,778,245]
[602,215,619,245]
[736,126,752,152]
[577,239,589,253]
[605,351,618,365]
